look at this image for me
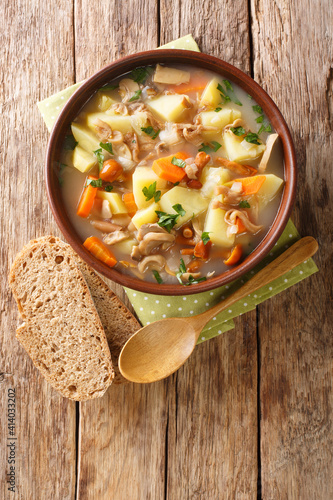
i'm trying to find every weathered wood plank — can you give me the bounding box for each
[74,2,170,499]
[251,0,333,497]
[0,0,77,499]
[159,3,259,498]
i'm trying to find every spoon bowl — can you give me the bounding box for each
[119,237,318,383]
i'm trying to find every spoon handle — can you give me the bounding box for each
[192,236,318,332]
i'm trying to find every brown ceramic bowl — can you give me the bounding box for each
[46,49,296,295]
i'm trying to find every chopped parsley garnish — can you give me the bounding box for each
[152,270,163,284]
[173,181,180,186]
[141,126,160,140]
[255,115,264,123]
[155,204,185,232]
[142,181,161,202]
[252,105,263,114]
[230,126,246,136]
[239,200,251,208]
[201,232,211,245]
[171,156,186,168]
[186,275,207,285]
[247,94,253,99]
[214,107,222,112]
[223,79,233,91]
[98,84,118,91]
[244,132,261,145]
[58,163,67,186]
[217,83,225,94]
[176,258,187,284]
[93,148,105,170]
[198,141,221,153]
[86,178,103,188]
[129,66,152,84]
[128,89,142,102]
[258,123,272,134]
[63,135,78,150]
[99,142,114,154]
[104,184,113,192]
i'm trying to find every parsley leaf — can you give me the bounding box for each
[104,184,113,192]
[129,66,152,84]
[258,123,272,134]
[152,270,163,284]
[247,94,253,99]
[201,232,211,245]
[142,181,161,202]
[223,79,233,91]
[171,156,186,168]
[86,178,103,188]
[245,133,261,145]
[155,204,185,232]
[215,107,222,112]
[198,143,211,154]
[252,105,263,114]
[63,135,78,150]
[211,141,222,152]
[230,126,246,136]
[176,258,187,284]
[93,148,105,170]
[141,126,160,140]
[129,89,142,102]
[99,142,114,154]
[186,275,207,285]
[239,200,251,208]
[255,115,264,123]
[216,83,225,93]
[172,204,185,216]
[99,84,118,91]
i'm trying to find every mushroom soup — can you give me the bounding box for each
[59,64,284,286]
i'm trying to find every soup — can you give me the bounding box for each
[59,63,284,286]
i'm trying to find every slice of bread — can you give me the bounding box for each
[9,237,114,401]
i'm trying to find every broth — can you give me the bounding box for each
[59,64,284,286]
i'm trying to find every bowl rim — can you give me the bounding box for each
[46,49,297,296]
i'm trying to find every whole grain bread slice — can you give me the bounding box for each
[9,237,114,400]
[12,235,141,384]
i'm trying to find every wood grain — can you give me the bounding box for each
[159,2,259,498]
[73,2,170,499]
[251,0,333,497]
[0,0,77,499]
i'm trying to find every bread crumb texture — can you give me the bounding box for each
[9,237,115,400]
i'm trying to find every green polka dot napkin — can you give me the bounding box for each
[37,34,318,343]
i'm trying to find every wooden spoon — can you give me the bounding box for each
[119,237,318,383]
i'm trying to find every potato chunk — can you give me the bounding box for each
[159,186,209,228]
[204,197,235,248]
[147,94,191,123]
[153,64,190,85]
[200,108,242,130]
[86,112,133,135]
[131,202,160,229]
[97,192,128,214]
[222,129,266,162]
[71,122,100,153]
[199,77,223,108]
[132,167,168,209]
[200,166,231,198]
[72,146,97,173]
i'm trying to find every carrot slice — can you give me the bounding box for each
[83,236,117,268]
[123,192,138,217]
[224,244,242,266]
[152,152,189,183]
[187,179,202,189]
[170,74,210,94]
[100,159,123,182]
[194,240,212,260]
[181,248,195,256]
[236,217,247,234]
[233,175,266,195]
[77,183,98,218]
[186,259,203,273]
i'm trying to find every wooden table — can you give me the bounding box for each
[1,1,332,498]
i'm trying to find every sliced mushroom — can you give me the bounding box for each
[119,78,140,102]
[224,209,263,233]
[101,199,112,219]
[224,118,248,132]
[137,223,170,241]
[258,133,279,173]
[153,64,190,85]
[91,220,123,232]
[108,130,124,144]
[137,255,166,274]
[180,272,201,282]
[131,245,142,261]
[94,118,112,141]
[216,157,257,176]
[103,230,129,245]
[138,232,175,256]
[112,103,129,115]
